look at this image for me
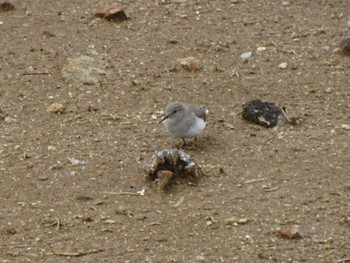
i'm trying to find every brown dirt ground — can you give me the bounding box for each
[1,0,350,262]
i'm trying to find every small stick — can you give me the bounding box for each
[0,244,30,249]
[23,72,50,75]
[278,106,292,123]
[277,106,298,125]
[265,187,279,192]
[338,258,350,263]
[148,222,161,226]
[55,249,103,257]
[174,196,185,208]
[244,178,267,184]
[55,218,60,231]
[99,191,143,196]
[49,218,60,230]
[56,252,82,257]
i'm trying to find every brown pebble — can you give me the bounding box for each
[277,225,304,239]
[47,103,64,114]
[95,5,129,21]
[42,31,56,38]
[180,57,200,72]
[157,170,173,191]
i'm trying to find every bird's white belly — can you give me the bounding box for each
[184,118,206,137]
[164,117,206,138]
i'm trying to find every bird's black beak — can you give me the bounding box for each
[159,114,169,124]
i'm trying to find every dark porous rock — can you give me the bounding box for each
[339,37,350,56]
[242,99,282,128]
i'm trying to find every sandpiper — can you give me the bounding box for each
[159,102,208,148]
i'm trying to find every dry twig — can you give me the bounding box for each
[173,196,185,208]
[99,191,143,196]
[23,72,50,75]
[338,258,350,263]
[55,218,61,231]
[264,187,279,192]
[55,249,104,257]
[244,178,267,184]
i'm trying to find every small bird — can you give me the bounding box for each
[159,102,208,148]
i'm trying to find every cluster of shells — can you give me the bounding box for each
[143,149,203,192]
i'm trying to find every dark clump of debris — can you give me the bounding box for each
[339,37,350,56]
[242,99,283,128]
[144,149,203,192]
[0,2,14,12]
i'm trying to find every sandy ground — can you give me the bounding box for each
[1,0,350,262]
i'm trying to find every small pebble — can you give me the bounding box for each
[47,145,57,151]
[47,103,64,114]
[94,4,129,21]
[256,46,267,52]
[325,87,332,93]
[196,255,205,261]
[180,57,200,72]
[224,216,239,225]
[38,175,48,181]
[4,116,18,123]
[341,124,350,130]
[278,62,288,69]
[240,51,252,61]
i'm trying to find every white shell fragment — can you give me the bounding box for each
[240,51,252,61]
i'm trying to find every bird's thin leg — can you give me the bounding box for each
[188,137,197,150]
[180,138,187,148]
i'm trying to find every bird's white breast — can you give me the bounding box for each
[184,117,206,137]
[163,116,206,138]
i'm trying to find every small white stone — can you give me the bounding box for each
[196,255,205,261]
[47,145,57,151]
[256,46,267,52]
[4,116,18,124]
[278,62,288,69]
[341,124,350,130]
[325,87,332,93]
[240,51,252,61]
